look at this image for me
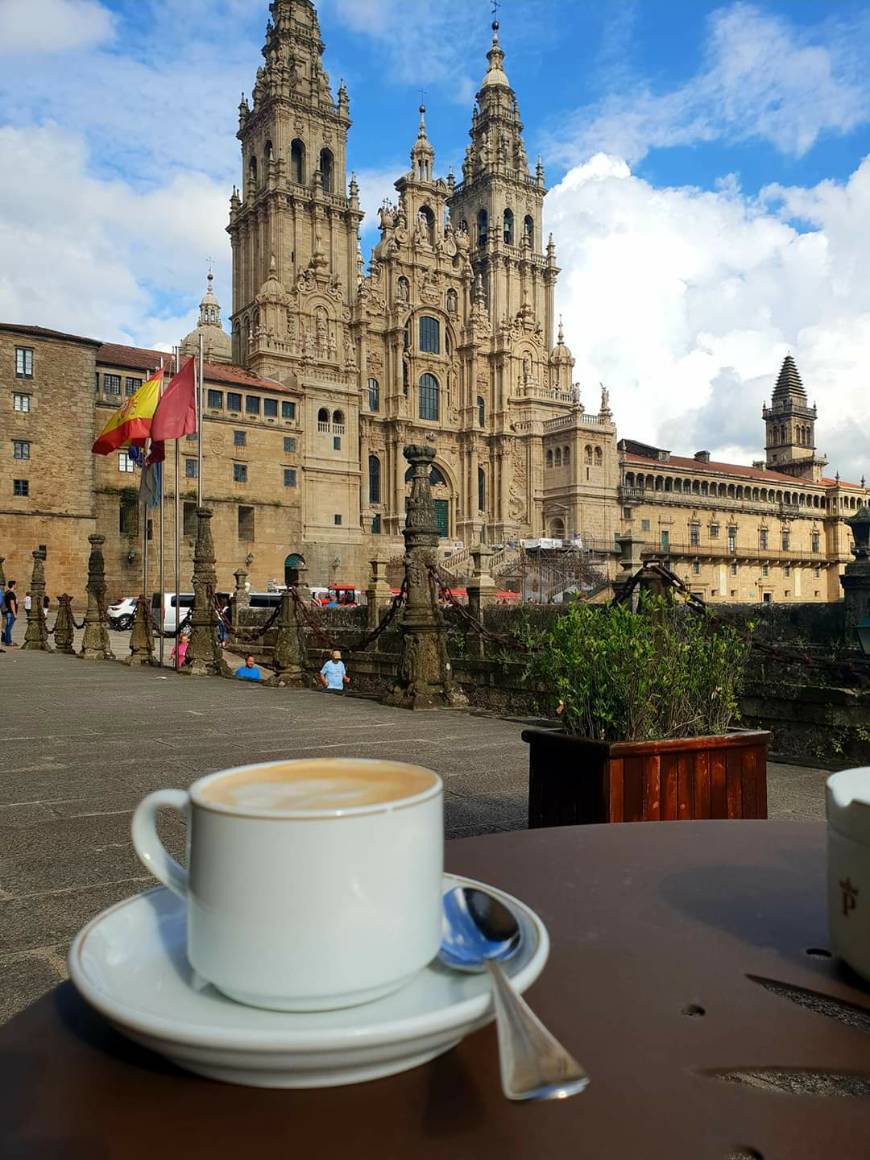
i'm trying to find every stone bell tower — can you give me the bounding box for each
[447,19,556,347]
[763,355,827,481]
[227,0,362,370]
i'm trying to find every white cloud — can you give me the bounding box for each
[552,3,870,165]
[547,153,870,484]
[320,0,550,104]
[0,125,229,348]
[0,0,115,55]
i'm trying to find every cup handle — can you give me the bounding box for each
[131,789,190,898]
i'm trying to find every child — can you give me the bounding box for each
[171,626,191,668]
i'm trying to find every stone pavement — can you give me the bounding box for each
[0,645,831,1023]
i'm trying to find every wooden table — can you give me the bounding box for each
[2,822,869,1159]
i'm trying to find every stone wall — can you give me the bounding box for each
[0,327,99,597]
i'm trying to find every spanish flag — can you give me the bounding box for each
[92,370,163,455]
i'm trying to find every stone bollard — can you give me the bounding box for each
[366,555,393,639]
[53,594,76,654]
[233,567,250,610]
[125,594,156,667]
[184,508,230,678]
[22,548,51,652]
[467,543,497,659]
[81,534,114,661]
[266,588,306,687]
[385,446,466,710]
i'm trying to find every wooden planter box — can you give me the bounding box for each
[522,728,771,829]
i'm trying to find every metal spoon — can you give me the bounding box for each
[440,885,589,1101]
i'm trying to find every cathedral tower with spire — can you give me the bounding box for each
[763,355,827,481]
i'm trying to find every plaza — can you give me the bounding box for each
[0,644,831,1024]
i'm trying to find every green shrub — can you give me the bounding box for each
[526,594,751,742]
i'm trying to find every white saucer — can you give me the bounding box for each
[68,874,549,1088]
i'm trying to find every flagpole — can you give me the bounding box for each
[197,334,204,506]
[174,345,181,672]
[157,361,166,668]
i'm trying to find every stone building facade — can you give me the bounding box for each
[1,1,866,604]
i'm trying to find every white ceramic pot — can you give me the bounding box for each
[826,767,870,982]
[131,758,443,1012]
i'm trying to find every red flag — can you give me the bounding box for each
[151,357,197,443]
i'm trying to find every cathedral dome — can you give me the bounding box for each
[180,272,232,364]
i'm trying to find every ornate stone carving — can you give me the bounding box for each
[81,535,113,661]
[22,548,50,652]
[509,444,528,522]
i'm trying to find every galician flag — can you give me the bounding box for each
[92,370,164,455]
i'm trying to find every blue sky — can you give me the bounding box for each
[1,0,869,478]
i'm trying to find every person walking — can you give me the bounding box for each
[3,580,18,647]
[319,649,349,694]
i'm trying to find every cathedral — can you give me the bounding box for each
[224,0,601,581]
[1,0,866,604]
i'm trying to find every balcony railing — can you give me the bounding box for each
[640,540,829,564]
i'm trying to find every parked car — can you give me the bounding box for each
[150,592,194,634]
[107,596,138,631]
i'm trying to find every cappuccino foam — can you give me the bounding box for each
[199,759,438,814]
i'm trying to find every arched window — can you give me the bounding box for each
[418,205,435,245]
[319,148,334,193]
[503,208,514,245]
[523,215,534,247]
[290,139,305,184]
[332,409,345,433]
[368,455,381,504]
[563,447,571,466]
[584,445,593,464]
[317,407,330,431]
[554,448,562,467]
[248,156,258,186]
[367,378,380,412]
[419,316,440,354]
[419,373,439,421]
[478,466,486,512]
[477,208,488,247]
[477,396,485,427]
[594,447,603,466]
[446,288,458,315]
[546,449,553,468]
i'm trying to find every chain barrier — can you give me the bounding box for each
[290,579,408,654]
[429,567,540,654]
[148,609,192,639]
[214,599,282,643]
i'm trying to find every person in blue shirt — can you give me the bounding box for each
[236,654,262,682]
[319,650,349,694]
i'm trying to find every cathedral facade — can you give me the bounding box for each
[226,0,607,582]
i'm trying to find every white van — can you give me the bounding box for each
[150,592,194,633]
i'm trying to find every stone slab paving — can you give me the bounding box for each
[0,645,832,1023]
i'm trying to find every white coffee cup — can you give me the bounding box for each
[131,758,443,1011]
[826,767,870,982]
